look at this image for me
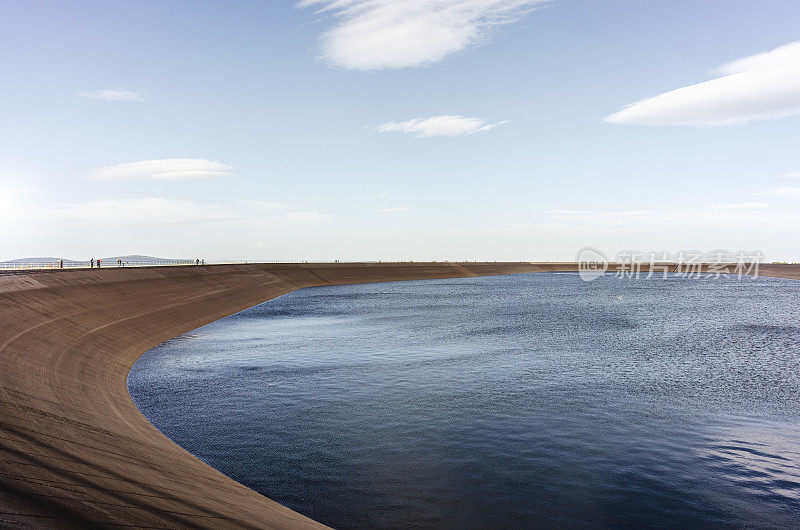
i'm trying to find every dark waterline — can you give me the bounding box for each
[128,273,800,528]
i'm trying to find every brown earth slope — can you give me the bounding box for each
[0,262,796,528]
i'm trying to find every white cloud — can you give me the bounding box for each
[378,205,412,213]
[778,170,800,179]
[605,40,800,126]
[760,186,800,198]
[79,89,145,102]
[87,159,235,181]
[298,0,546,70]
[378,115,508,137]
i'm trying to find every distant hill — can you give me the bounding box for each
[0,257,86,267]
[1,257,75,264]
[0,255,195,269]
[99,255,194,265]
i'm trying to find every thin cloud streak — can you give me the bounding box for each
[378,206,412,213]
[546,202,776,227]
[378,115,508,137]
[705,202,769,210]
[1,195,331,234]
[87,159,235,182]
[79,89,145,102]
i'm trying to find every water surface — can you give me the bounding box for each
[129,273,800,528]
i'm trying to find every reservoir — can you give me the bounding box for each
[129,273,800,528]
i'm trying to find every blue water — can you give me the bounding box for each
[128,273,800,528]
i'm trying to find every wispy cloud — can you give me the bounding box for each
[2,195,331,234]
[605,40,800,126]
[378,205,412,213]
[378,115,508,137]
[0,183,35,227]
[87,159,235,181]
[546,202,775,227]
[283,211,333,223]
[705,202,769,210]
[79,89,145,102]
[760,187,800,198]
[237,200,294,212]
[298,0,547,70]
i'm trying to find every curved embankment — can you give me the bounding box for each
[0,262,571,528]
[2,261,798,528]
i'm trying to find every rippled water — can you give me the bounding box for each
[128,273,800,528]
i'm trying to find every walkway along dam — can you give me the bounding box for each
[1,262,798,528]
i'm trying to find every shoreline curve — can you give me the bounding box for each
[1,262,798,528]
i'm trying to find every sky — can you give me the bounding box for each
[1,0,799,262]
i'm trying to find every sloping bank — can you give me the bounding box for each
[0,262,574,528]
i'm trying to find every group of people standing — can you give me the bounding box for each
[89,258,117,268]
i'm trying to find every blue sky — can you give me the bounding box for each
[1,0,799,261]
